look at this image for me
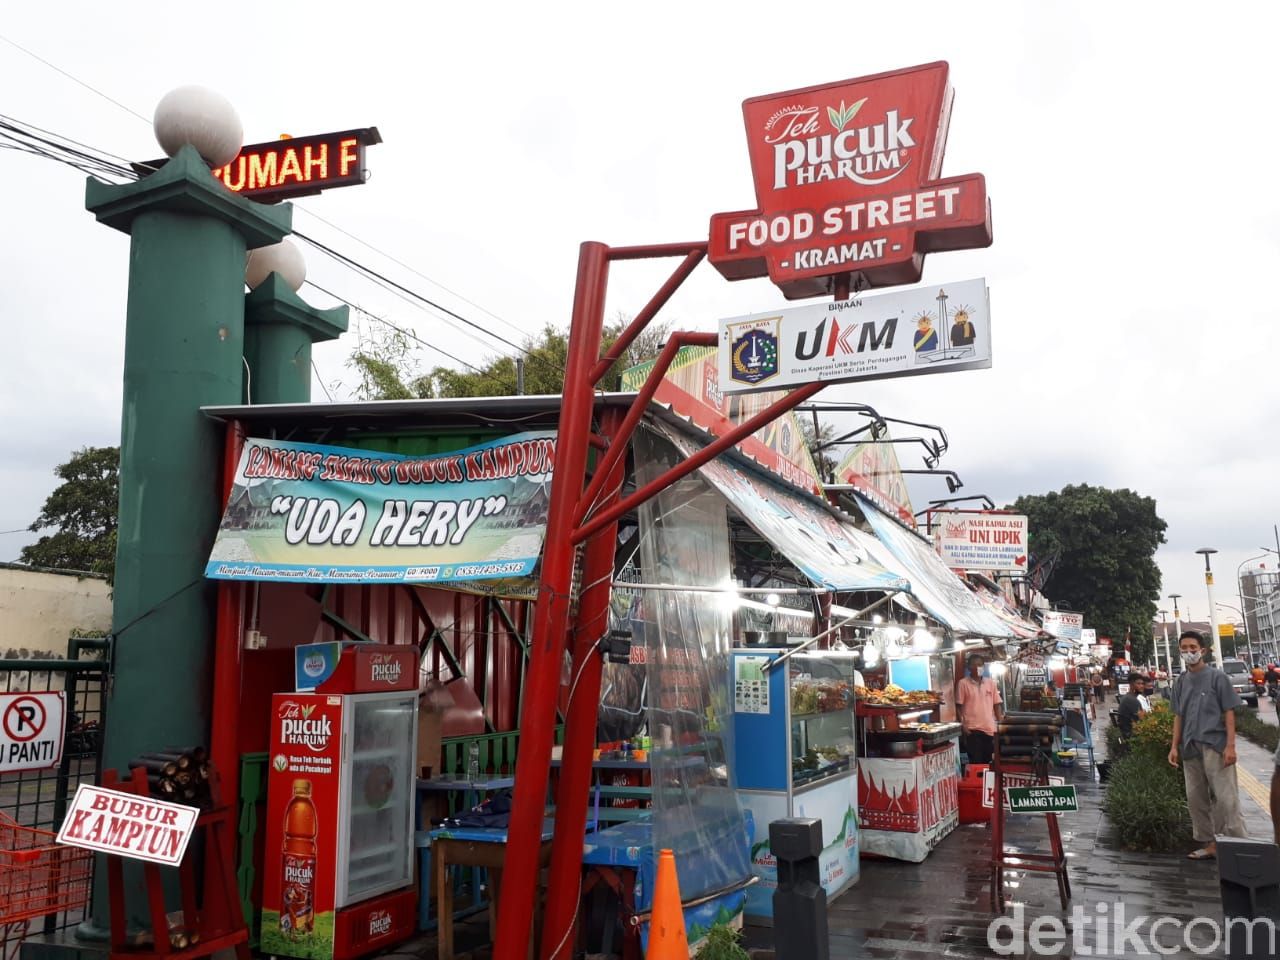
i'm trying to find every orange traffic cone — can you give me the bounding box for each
[647,848,689,959]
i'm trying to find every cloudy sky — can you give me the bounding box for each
[3,3,1277,631]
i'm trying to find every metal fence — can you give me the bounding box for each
[0,637,109,936]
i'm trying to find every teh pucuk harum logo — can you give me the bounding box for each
[764,94,915,189]
[728,319,781,386]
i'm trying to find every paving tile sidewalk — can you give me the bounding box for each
[740,704,1276,959]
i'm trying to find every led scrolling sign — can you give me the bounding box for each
[136,128,381,203]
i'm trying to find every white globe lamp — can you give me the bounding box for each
[246,240,306,292]
[153,86,243,168]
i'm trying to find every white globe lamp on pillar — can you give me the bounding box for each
[245,240,307,292]
[153,85,244,168]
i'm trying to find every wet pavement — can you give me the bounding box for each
[740,703,1276,959]
[389,703,1278,959]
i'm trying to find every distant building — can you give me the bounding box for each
[0,562,111,655]
[1239,565,1280,655]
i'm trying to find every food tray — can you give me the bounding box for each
[855,700,941,717]
[921,725,962,747]
[791,756,851,785]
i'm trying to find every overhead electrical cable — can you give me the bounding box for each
[0,106,551,387]
[292,207,527,340]
[305,281,519,395]
[0,33,152,124]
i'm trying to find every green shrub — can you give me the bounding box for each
[1103,702,1192,851]
[1233,707,1280,752]
[1103,758,1193,852]
[1104,722,1123,760]
[694,924,750,960]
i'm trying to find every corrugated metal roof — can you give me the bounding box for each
[200,393,642,451]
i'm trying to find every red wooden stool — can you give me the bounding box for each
[103,766,249,960]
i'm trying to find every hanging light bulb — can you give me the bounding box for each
[766,592,781,607]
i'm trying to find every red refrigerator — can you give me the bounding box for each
[261,688,418,959]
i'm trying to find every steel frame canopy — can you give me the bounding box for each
[499,58,994,958]
[491,240,837,959]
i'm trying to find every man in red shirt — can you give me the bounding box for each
[956,654,1003,765]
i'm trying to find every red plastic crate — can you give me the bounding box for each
[958,764,989,824]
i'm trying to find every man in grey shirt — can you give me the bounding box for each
[1168,630,1246,859]
[1272,735,1280,847]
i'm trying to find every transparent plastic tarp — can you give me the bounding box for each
[633,426,752,900]
[654,422,909,594]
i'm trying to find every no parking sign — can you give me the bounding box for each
[0,692,65,772]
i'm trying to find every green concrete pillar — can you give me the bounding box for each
[82,144,290,936]
[244,274,348,404]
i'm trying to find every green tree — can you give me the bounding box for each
[348,315,670,400]
[1009,484,1167,663]
[20,446,119,582]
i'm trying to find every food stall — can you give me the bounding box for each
[853,666,961,863]
[730,648,859,922]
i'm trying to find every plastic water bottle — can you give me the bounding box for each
[468,743,480,782]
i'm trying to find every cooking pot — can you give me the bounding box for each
[887,740,919,758]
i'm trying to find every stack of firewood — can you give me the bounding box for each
[127,746,211,808]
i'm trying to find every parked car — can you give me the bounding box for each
[1220,657,1260,707]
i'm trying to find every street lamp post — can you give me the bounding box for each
[1158,609,1171,679]
[1197,548,1224,664]
[1170,593,1183,671]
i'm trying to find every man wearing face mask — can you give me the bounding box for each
[1168,630,1247,860]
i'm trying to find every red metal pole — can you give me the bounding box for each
[606,240,707,261]
[590,248,706,384]
[494,242,611,958]
[573,380,826,545]
[540,408,628,959]
[210,419,245,871]
[573,331,717,528]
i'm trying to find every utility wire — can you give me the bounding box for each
[311,360,335,402]
[294,231,552,365]
[0,33,152,125]
[293,207,527,340]
[296,232,569,386]
[0,108,554,388]
[305,281,519,395]
[0,44,532,358]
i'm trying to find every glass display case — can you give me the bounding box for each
[788,671,857,788]
[730,649,859,923]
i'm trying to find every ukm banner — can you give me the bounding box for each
[206,432,555,584]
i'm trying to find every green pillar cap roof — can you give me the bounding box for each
[86,143,291,249]
[245,273,349,343]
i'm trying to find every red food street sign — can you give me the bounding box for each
[709,62,992,299]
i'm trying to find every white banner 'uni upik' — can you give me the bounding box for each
[934,512,1028,571]
[718,278,990,394]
